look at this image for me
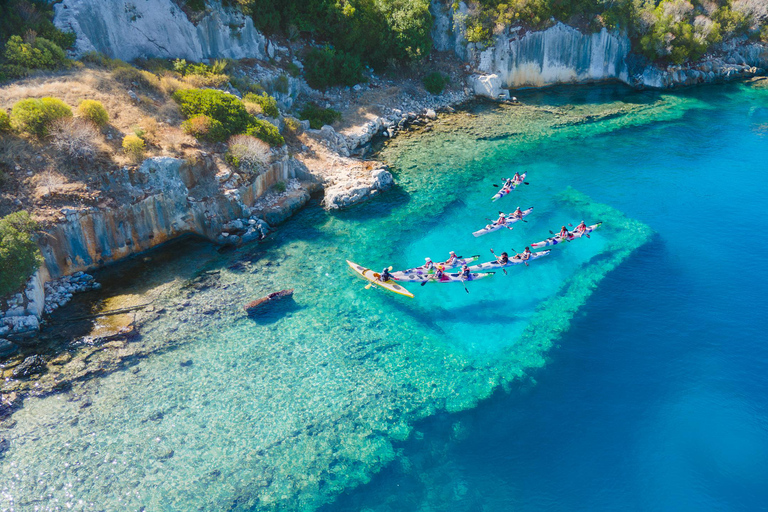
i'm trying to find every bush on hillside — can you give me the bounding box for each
[10,97,72,137]
[122,134,145,162]
[299,102,341,129]
[243,92,279,118]
[181,114,227,142]
[0,0,76,51]
[423,72,449,94]
[112,66,160,91]
[0,211,42,297]
[0,110,11,132]
[172,88,251,136]
[77,100,109,127]
[173,58,230,87]
[225,134,271,173]
[3,34,68,77]
[244,118,284,146]
[304,47,364,89]
[49,117,100,160]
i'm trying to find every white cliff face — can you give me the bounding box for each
[475,23,631,89]
[54,0,268,61]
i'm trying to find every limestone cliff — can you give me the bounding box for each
[54,0,270,61]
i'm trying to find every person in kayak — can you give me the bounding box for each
[379,268,391,282]
[445,251,462,266]
[495,212,507,225]
[574,220,587,233]
[498,252,509,265]
[459,265,471,280]
[512,207,524,220]
[512,172,522,184]
[558,225,570,239]
[434,265,445,280]
[424,257,435,271]
[517,247,532,266]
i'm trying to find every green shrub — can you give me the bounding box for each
[10,97,72,137]
[122,134,145,161]
[77,100,109,127]
[0,0,76,50]
[245,118,284,146]
[282,116,301,134]
[286,62,301,77]
[244,92,279,118]
[0,211,42,297]
[299,102,341,129]
[304,47,364,89]
[230,75,265,95]
[172,88,251,136]
[172,58,229,87]
[273,181,286,193]
[3,34,68,77]
[0,110,11,132]
[181,114,227,142]
[423,72,449,95]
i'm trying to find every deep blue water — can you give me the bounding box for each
[324,82,768,511]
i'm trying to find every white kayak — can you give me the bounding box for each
[391,255,479,280]
[491,173,526,202]
[393,271,495,283]
[472,207,534,237]
[530,223,602,249]
[468,250,550,271]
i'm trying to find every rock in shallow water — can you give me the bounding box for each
[12,355,46,379]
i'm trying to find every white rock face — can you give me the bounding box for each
[323,168,394,210]
[475,23,631,88]
[469,74,505,99]
[54,0,268,61]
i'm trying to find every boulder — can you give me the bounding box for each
[469,74,504,99]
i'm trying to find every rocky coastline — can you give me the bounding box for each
[1,0,767,431]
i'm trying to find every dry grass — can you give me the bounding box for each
[227,134,271,173]
[49,118,102,160]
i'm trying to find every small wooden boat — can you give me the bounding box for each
[244,289,294,314]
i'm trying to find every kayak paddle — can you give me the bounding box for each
[490,248,508,275]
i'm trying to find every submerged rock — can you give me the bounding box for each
[0,339,19,359]
[12,355,46,379]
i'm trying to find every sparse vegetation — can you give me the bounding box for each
[225,134,271,173]
[243,92,279,118]
[299,102,341,129]
[122,134,146,162]
[49,117,101,160]
[282,116,301,135]
[172,58,230,88]
[0,110,10,132]
[10,97,72,137]
[273,180,287,193]
[0,210,42,297]
[77,100,109,127]
[423,72,450,94]
[173,88,284,145]
[181,114,227,142]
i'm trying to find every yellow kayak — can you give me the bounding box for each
[346,260,414,298]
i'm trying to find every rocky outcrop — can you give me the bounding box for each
[54,0,270,61]
[323,168,394,210]
[40,156,299,278]
[433,0,766,93]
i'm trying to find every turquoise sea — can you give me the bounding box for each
[1,80,767,511]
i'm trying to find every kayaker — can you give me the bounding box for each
[575,220,587,233]
[459,265,471,279]
[424,257,435,270]
[512,172,522,184]
[558,226,570,239]
[495,212,507,225]
[498,252,509,265]
[512,207,524,220]
[519,247,532,266]
[502,178,513,189]
[379,268,391,282]
[434,266,445,280]
[445,251,461,266]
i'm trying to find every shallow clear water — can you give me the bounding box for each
[2,81,767,511]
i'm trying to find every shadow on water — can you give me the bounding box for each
[245,297,302,326]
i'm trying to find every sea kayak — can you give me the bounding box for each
[393,271,495,283]
[468,250,550,271]
[472,207,534,237]
[530,222,602,249]
[347,260,414,298]
[491,173,526,202]
[391,255,480,280]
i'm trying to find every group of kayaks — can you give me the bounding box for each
[348,173,602,298]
